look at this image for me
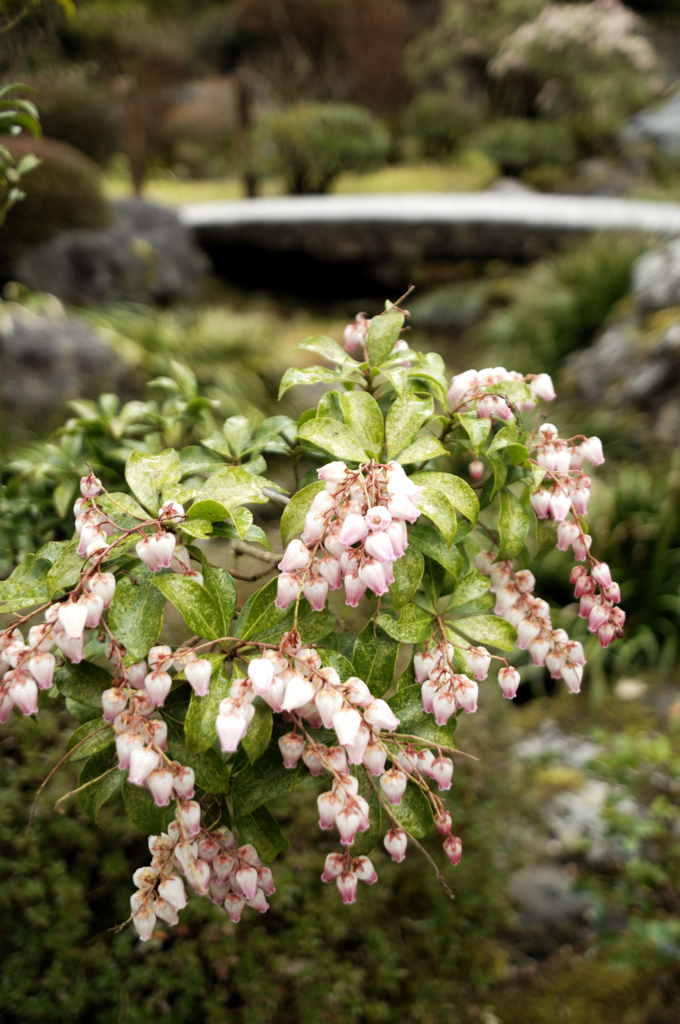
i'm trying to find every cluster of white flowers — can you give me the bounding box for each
[276,460,422,611]
[447,366,556,420]
[415,641,486,724]
[131,813,273,939]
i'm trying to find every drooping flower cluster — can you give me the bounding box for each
[415,640,484,723]
[447,366,556,420]
[131,809,273,939]
[276,460,422,611]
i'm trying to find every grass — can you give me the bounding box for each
[103,152,499,207]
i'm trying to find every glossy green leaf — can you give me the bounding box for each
[164,717,230,793]
[180,445,225,476]
[535,515,558,560]
[408,523,463,578]
[394,435,449,465]
[153,573,222,640]
[391,546,425,609]
[379,364,407,395]
[447,570,491,611]
[350,768,382,856]
[122,780,175,834]
[481,379,533,404]
[201,465,272,508]
[497,489,530,561]
[201,563,237,636]
[449,614,517,651]
[421,556,445,608]
[78,745,124,821]
[385,394,434,461]
[317,390,344,422]
[280,480,325,546]
[319,649,356,683]
[278,365,347,399]
[65,718,114,762]
[108,563,165,664]
[125,448,181,514]
[456,414,490,456]
[352,620,399,698]
[388,779,434,838]
[185,499,230,523]
[396,651,415,690]
[339,391,384,460]
[235,805,289,861]
[184,658,231,753]
[366,308,404,367]
[235,577,334,646]
[411,472,479,525]
[46,538,83,597]
[231,747,321,816]
[297,334,360,367]
[479,451,508,509]
[297,417,369,463]
[241,698,273,764]
[387,683,457,747]
[97,492,148,529]
[65,697,102,724]
[55,662,114,708]
[377,604,434,644]
[414,487,457,546]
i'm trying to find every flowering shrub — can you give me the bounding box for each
[0,300,623,941]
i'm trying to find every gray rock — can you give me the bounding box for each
[508,864,594,948]
[632,239,680,312]
[14,200,208,308]
[0,302,124,436]
[621,91,680,157]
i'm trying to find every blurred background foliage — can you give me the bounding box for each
[2,0,680,1019]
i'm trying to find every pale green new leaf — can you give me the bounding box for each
[497,489,530,561]
[411,472,479,525]
[394,435,449,465]
[297,417,369,463]
[385,394,434,461]
[153,573,222,640]
[108,563,165,664]
[339,391,384,460]
[125,448,181,514]
[376,604,434,644]
[414,486,457,546]
[352,620,399,698]
[366,308,404,367]
[449,614,517,651]
[391,546,425,609]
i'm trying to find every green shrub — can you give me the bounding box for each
[0,137,113,275]
[36,77,120,168]
[400,90,481,160]
[255,102,390,194]
[473,117,576,175]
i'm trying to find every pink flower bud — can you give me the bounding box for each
[8,671,38,715]
[58,601,88,640]
[332,706,362,747]
[432,756,454,791]
[448,369,478,406]
[557,520,580,551]
[444,835,462,866]
[277,731,304,769]
[528,636,550,666]
[178,799,201,837]
[326,747,348,775]
[581,436,604,466]
[384,518,408,558]
[144,669,172,706]
[550,491,571,522]
[362,737,388,776]
[384,827,408,862]
[315,686,344,729]
[172,765,195,800]
[344,721,370,765]
[281,671,315,712]
[278,539,312,573]
[358,558,390,596]
[185,658,212,697]
[592,562,613,589]
[432,688,456,725]
[216,709,249,752]
[133,908,156,941]
[386,492,420,524]
[417,748,435,777]
[128,660,149,686]
[235,865,258,900]
[321,852,345,882]
[337,513,368,547]
[343,676,372,706]
[255,866,275,897]
[362,530,392,564]
[317,555,342,590]
[469,459,484,481]
[187,859,211,892]
[365,506,392,531]
[435,809,453,835]
[116,732,142,770]
[212,852,237,882]
[572,487,590,515]
[248,657,276,696]
[159,874,187,910]
[154,897,179,926]
[219,893,243,923]
[562,663,583,693]
[572,534,592,561]
[354,855,378,884]
[53,629,84,665]
[604,582,621,603]
[468,646,491,681]
[529,373,556,402]
[498,665,521,698]
[129,745,160,786]
[302,743,326,777]
[598,622,617,648]
[27,650,55,690]
[81,592,104,629]
[454,675,478,714]
[275,572,299,610]
[516,618,541,649]
[318,790,343,829]
[318,461,349,484]
[363,698,400,732]
[337,870,358,904]
[336,800,367,845]
[414,652,436,684]
[147,768,174,806]
[80,472,102,499]
[588,603,609,633]
[159,500,185,522]
[102,688,127,721]
[530,489,551,519]
[302,575,329,612]
[343,570,367,607]
[380,769,408,806]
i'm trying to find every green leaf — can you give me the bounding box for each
[125,448,181,514]
[414,487,457,546]
[479,451,508,509]
[297,417,369,463]
[65,697,102,724]
[164,718,230,793]
[201,563,237,636]
[352,620,399,698]
[211,522,271,550]
[339,391,384,460]
[406,369,449,408]
[447,570,491,611]
[108,563,165,664]
[278,366,349,399]
[241,698,273,764]
[235,577,334,646]
[497,490,530,561]
[391,546,425,609]
[394,435,449,465]
[184,659,231,753]
[387,684,457,747]
[153,573,222,640]
[180,445,225,475]
[389,779,434,838]
[535,515,558,559]
[232,747,321,816]
[377,604,434,644]
[456,414,490,456]
[317,390,344,422]
[396,652,415,690]
[297,334,360,367]
[367,308,404,367]
[55,662,114,708]
[421,556,445,607]
[411,472,479,525]
[65,718,114,762]
[46,538,83,597]
[408,523,463,578]
[185,499,230,523]
[385,394,434,461]
[319,649,356,682]
[449,614,517,651]
[235,805,289,861]
[379,365,407,395]
[482,379,533,404]
[78,745,125,821]
[280,480,325,546]
[349,768,382,856]
[122,780,175,834]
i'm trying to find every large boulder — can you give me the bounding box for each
[13,200,208,307]
[0,301,124,437]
